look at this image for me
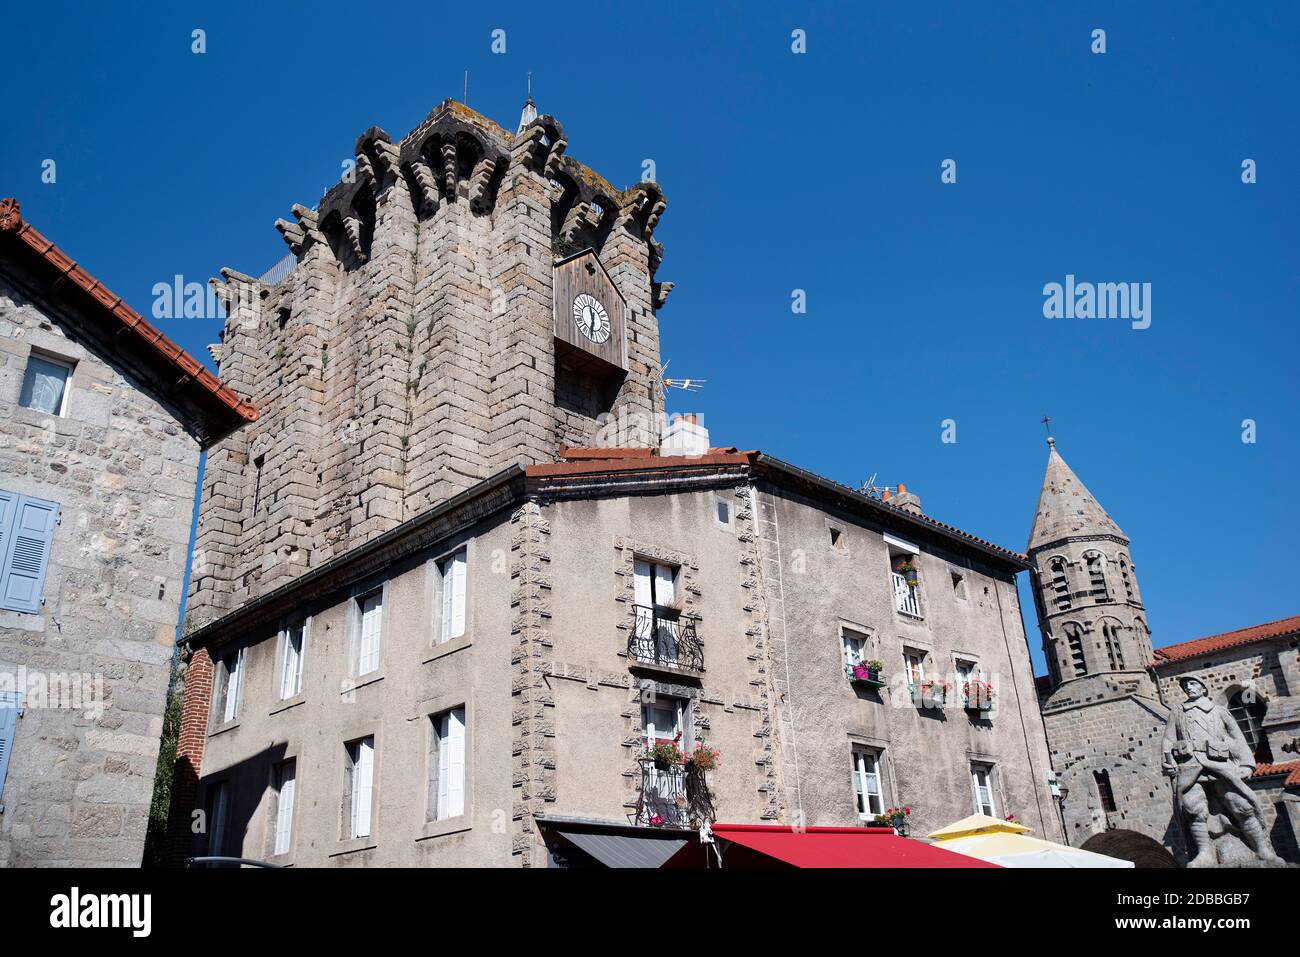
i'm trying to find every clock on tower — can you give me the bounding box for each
[552,248,627,376]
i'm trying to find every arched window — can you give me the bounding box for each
[1228,689,1272,763]
[1119,556,1136,602]
[1048,558,1072,611]
[1063,623,1088,677]
[1085,552,1108,601]
[1101,621,1125,670]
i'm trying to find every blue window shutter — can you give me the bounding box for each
[0,491,13,571]
[0,494,59,614]
[0,693,18,812]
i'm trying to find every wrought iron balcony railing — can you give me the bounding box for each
[629,605,704,673]
[633,757,717,828]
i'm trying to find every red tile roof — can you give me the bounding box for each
[1153,614,1300,665]
[0,197,257,441]
[1251,761,1300,787]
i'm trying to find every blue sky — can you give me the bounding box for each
[4,2,1297,673]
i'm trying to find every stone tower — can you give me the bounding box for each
[1029,438,1175,852]
[1028,437,1154,689]
[187,99,672,628]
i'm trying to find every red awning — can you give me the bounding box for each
[663,825,1001,869]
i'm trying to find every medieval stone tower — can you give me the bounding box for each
[187,99,671,628]
[1028,438,1177,856]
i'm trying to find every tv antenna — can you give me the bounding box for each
[656,360,706,401]
[859,472,896,499]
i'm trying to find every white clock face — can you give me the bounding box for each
[572,293,611,344]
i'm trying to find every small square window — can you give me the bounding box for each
[19,352,73,416]
[712,493,733,530]
[951,570,967,600]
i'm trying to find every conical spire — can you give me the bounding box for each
[517,95,537,134]
[1027,437,1127,552]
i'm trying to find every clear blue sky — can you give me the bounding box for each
[4,2,1296,673]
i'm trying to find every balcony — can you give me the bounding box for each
[633,757,716,828]
[628,605,704,675]
[892,572,921,617]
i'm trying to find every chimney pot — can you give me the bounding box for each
[897,482,907,494]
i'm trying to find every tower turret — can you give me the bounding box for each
[1028,437,1154,691]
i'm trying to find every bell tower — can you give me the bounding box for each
[1027,437,1155,694]
[188,98,672,627]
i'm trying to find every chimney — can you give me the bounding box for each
[660,414,710,457]
[893,481,922,515]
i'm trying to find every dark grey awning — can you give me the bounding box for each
[559,829,687,868]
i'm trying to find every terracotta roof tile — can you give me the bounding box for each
[0,197,257,440]
[1251,761,1300,787]
[1154,614,1300,665]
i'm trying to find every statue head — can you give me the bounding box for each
[1178,676,1207,701]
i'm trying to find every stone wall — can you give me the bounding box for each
[0,272,200,866]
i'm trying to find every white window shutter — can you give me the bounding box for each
[654,563,675,606]
[0,692,19,811]
[353,738,374,838]
[446,707,465,818]
[450,551,466,640]
[436,714,451,819]
[633,560,652,607]
[359,593,382,674]
[275,764,295,855]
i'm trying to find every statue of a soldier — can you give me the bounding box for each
[1161,676,1282,867]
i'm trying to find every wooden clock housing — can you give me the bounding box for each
[552,248,627,377]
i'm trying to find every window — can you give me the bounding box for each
[0,692,20,810]
[1048,558,1071,611]
[633,559,681,665]
[438,549,467,643]
[206,780,230,856]
[1119,557,1135,602]
[829,526,844,551]
[1228,690,1272,763]
[279,622,306,700]
[343,736,375,839]
[1094,769,1117,813]
[903,650,926,688]
[428,707,466,820]
[853,751,884,818]
[643,696,685,746]
[713,494,732,528]
[355,590,382,676]
[956,658,976,686]
[887,539,921,617]
[19,352,73,416]
[1101,622,1125,670]
[271,760,296,855]
[214,647,246,724]
[1085,553,1108,601]
[951,569,967,600]
[842,629,868,669]
[970,764,996,816]
[1063,624,1088,677]
[0,490,59,614]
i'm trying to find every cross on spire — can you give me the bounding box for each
[1041,415,1055,448]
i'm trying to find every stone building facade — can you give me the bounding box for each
[166,99,1063,867]
[1028,438,1300,865]
[0,198,255,866]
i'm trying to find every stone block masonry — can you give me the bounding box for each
[189,101,669,630]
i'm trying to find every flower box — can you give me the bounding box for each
[847,661,887,688]
[911,680,950,709]
[963,679,995,712]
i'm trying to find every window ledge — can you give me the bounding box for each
[266,851,296,867]
[329,837,378,858]
[422,634,472,665]
[269,695,306,716]
[342,673,385,695]
[415,816,472,842]
[628,660,704,683]
[208,720,241,738]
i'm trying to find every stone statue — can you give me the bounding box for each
[1161,676,1282,867]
